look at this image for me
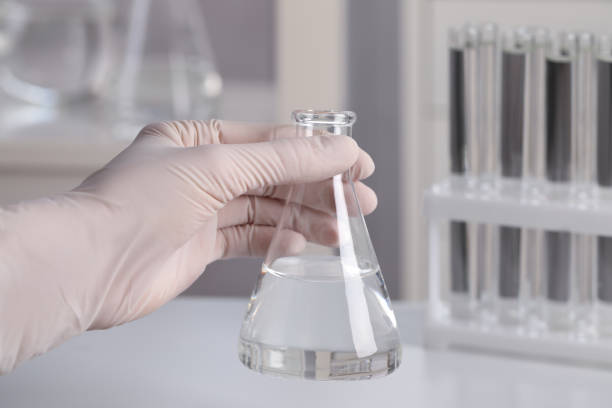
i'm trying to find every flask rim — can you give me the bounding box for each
[292,109,356,126]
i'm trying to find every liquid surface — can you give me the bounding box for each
[238,256,401,380]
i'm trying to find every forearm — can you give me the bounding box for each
[0,194,106,374]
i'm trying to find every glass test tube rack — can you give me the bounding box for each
[426,24,612,366]
[424,178,612,366]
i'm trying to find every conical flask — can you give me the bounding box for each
[112,0,222,136]
[238,110,402,380]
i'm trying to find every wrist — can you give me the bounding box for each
[0,193,110,373]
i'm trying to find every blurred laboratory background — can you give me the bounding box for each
[0,0,611,303]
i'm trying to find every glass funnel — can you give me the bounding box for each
[238,109,402,380]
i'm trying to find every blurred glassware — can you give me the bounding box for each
[0,0,113,106]
[111,0,222,137]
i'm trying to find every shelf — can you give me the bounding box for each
[426,319,612,367]
[424,178,612,237]
[424,177,612,367]
[0,81,276,172]
[0,81,275,204]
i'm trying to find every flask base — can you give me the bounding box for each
[238,339,401,381]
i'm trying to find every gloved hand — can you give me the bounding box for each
[0,120,376,374]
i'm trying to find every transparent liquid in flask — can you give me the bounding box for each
[238,110,402,380]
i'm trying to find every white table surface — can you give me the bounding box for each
[1,297,611,407]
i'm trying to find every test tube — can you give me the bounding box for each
[448,27,472,319]
[449,27,467,183]
[520,28,549,331]
[572,33,597,336]
[543,32,577,332]
[464,24,481,186]
[497,28,530,325]
[573,33,597,199]
[478,23,500,190]
[523,29,550,196]
[475,23,500,323]
[596,34,612,336]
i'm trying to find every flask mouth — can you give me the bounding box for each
[292,109,356,126]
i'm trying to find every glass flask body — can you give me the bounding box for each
[112,0,222,136]
[0,0,113,106]
[238,110,401,380]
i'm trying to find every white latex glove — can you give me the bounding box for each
[0,120,376,374]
